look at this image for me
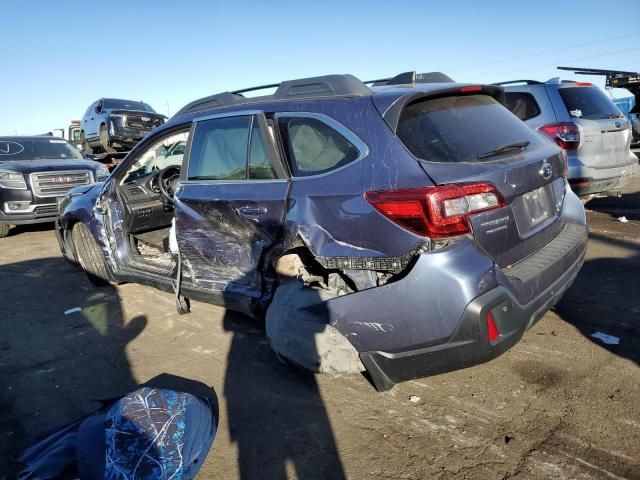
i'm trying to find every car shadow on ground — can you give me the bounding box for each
[554,231,640,368]
[0,256,218,477]
[5,221,56,237]
[222,293,347,480]
[585,191,640,221]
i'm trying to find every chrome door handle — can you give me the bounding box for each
[237,206,268,217]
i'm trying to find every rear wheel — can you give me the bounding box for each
[266,279,364,374]
[71,223,110,286]
[0,224,11,238]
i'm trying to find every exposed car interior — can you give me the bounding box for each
[118,130,189,267]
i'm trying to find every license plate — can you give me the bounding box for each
[521,186,551,229]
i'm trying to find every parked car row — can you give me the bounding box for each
[1,70,636,390]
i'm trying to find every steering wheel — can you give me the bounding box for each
[157,165,181,205]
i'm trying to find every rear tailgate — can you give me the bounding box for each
[553,84,633,169]
[390,90,568,268]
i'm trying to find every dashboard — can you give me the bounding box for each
[120,170,174,234]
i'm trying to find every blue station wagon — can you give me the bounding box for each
[56,72,588,390]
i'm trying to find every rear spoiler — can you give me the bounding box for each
[374,84,505,133]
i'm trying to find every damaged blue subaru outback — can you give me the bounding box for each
[56,72,587,391]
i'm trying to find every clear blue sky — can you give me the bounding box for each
[1,0,638,135]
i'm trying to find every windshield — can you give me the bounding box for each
[558,86,622,120]
[104,99,155,112]
[397,94,542,163]
[0,138,84,161]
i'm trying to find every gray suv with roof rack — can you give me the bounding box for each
[498,78,638,198]
[56,71,587,391]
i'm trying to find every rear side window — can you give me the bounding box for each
[397,95,541,163]
[277,116,360,176]
[504,92,541,121]
[558,86,622,120]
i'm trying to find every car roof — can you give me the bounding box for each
[165,71,500,131]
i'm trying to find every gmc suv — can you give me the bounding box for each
[57,72,587,391]
[80,98,166,154]
[0,136,109,237]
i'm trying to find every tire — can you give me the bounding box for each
[265,279,365,374]
[71,223,111,286]
[0,224,11,238]
[99,124,116,153]
[81,131,93,155]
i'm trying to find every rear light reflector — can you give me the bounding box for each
[538,122,581,150]
[574,82,592,86]
[365,182,505,238]
[487,311,500,343]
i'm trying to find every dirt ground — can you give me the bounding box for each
[1,177,639,479]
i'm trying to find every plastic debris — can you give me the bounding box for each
[618,216,629,223]
[409,395,421,403]
[64,307,81,315]
[591,332,620,345]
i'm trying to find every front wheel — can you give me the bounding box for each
[81,131,93,155]
[71,223,111,286]
[99,124,116,153]
[0,224,11,238]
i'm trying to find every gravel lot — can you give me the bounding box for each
[1,175,639,479]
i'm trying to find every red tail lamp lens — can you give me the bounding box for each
[365,183,504,238]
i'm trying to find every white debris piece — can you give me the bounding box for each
[591,332,620,345]
[409,395,421,403]
[618,216,629,223]
[64,307,82,315]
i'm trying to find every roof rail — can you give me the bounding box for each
[366,71,454,87]
[174,74,371,117]
[492,79,542,86]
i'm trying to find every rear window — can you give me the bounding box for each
[277,116,360,176]
[558,86,622,120]
[0,138,83,161]
[504,92,541,121]
[397,95,542,163]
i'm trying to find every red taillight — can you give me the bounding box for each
[486,311,500,343]
[460,85,483,93]
[538,122,581,150]
[574,82,592,87]
[365,182,505,238]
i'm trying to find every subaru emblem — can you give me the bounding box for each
[615,121,621,128]
[540,162,552,180]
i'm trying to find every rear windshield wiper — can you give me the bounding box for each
[477,141,530,159]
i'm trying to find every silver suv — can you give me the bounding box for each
[499,78,638,198]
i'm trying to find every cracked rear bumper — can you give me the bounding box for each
[360,250,584,391]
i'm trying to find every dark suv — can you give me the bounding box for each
[0,136,109,238]
[80,98,166,154]
[57,72,587,391]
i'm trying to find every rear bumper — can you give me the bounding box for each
[361,247,585,391]
[568,157,638,196]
